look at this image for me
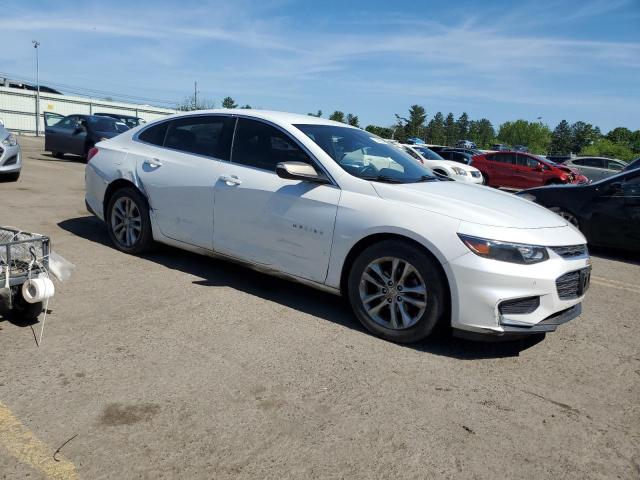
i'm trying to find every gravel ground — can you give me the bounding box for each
[1,136,639,479]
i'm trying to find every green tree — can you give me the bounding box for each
[570,121,600,154]
[329,111,345,123]
[605,127,633,145]
[221,96,238,109]
[426,112,446,145]
[581,138,636,161]
[241,104,252,109]
[176,94,215,111]
[365,125,394,138]
[456,112,470,139]
[549,120,573,154]
[395,105,427,140]
[444,112,457,145]
[467,119,495,149]
[307,110,322,117]
[347,113,359,128]
[497,120,551,154]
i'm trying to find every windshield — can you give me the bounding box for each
[294,124,436,183]
[414,146,444,160]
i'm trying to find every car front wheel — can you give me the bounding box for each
[347,240,447,343]
[106,187,153,254]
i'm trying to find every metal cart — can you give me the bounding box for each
[0,227,50,320]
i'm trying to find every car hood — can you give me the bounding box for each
[371,181,567,229]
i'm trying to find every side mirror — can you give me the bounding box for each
[275,161,330,184]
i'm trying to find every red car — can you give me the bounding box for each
[471,151,588,189]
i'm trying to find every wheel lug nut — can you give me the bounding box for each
[387,298,392,303]
[382,288,387,294]
[397,286,403,291]
[397,296,403,302]
[387,281,393,286]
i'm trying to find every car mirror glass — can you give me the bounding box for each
[275,161,329,184]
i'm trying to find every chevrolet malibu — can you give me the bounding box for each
[85,110,591,343]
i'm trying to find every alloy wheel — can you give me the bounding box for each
[358,257,428,330]
[110,197,143,248]
[550,208,579,228]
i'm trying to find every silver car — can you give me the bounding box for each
[0,123,21,181]
[564,157,626,182]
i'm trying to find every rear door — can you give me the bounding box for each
[133,114,235,250]
[494,152,518,188]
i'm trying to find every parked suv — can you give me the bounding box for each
[471,151,588,189]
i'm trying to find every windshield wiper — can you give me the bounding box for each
[416,175,439,182]
[360,175,405,184]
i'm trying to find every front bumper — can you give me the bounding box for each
[0,143,21,174]
[444,247,589,336]
[455,172,484,184]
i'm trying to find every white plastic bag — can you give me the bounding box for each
[48,251,75,282]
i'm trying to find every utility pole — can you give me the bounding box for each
[194,81,197,110]
[32,40,40,136]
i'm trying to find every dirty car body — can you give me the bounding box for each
[85,109,591,342]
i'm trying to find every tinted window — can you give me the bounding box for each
[582,158,604,168]
[233,118,312,171]
[139,122,169,146]
[572,159,585,166]
[57,115,77,129]
[87,117,119,133]
[414,147,444,160]
[403,147,422,160]
[607,160,623,171]
[496,153,516,164]
[165,116,234,159]
[517,154,539,168]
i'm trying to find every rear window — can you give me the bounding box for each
[87,117,118,132]
[139,122,169,146]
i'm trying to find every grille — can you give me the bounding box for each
[3,155,17,166]
[556,271,581,299]
[499,296,540,315]
[550,244,588,259]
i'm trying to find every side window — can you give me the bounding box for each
[484,154,497,162]
[232,118,312,171]
[164,116,234,159]
[607,160,623,171]
[517,154,538,168]
[498,153,517,165]
[404,147,421,160]
[583,158,603,168]
[572,159,585,166]
[139,122,169,147]
[57,115,77,129]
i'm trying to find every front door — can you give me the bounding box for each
[133,114,235,250]
[44,114,75,153]
[213,117,340,283]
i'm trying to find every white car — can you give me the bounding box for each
[401,144,484,184]
[85,110,591,343]
[0,125,21,181]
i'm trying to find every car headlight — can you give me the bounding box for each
[458,234,549,264]
[517,193,537,202]
[452,167,467,176]
[1,133,17,147]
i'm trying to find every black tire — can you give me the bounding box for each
[481,173,489,185]
[53,152,64,159]
[347,240,447,344]
[549,207,581,230]
[3,172,20,182]
[106,187,153,254]
[12,293,43,322]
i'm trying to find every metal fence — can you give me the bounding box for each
[0,86,176,134]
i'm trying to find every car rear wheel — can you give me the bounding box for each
[549,207,580,228]
[347,240,447,343]
[106,187,153,254]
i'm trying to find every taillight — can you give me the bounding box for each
[87,147,99,162]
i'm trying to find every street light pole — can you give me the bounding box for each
[32,40,40,136]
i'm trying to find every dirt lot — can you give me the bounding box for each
[1,136,639,479]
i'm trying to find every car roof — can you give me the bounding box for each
[171,109,354,128]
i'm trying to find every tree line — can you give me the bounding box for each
[178,95,639,161]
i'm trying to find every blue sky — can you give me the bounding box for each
[2,0,639,132]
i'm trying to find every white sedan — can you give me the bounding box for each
[85,110,590,343]
[401,144,484,184]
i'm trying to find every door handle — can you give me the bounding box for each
[143,158,162,168]
[219,174,242,186]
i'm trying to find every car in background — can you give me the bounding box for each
[546,154,572,164]
[514,145,529,152]
[623,157,640,172]
[472,151,588,189]
[438,148,475,165]
[0,124,21,181]
[44,113,129,160]
[518,169,640,252]
[85,109,590,342]
[455,140,477,149]
[563,157,627,182]
[95,112,146,129]
[491,143,511,152]
[401,144,484,184]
